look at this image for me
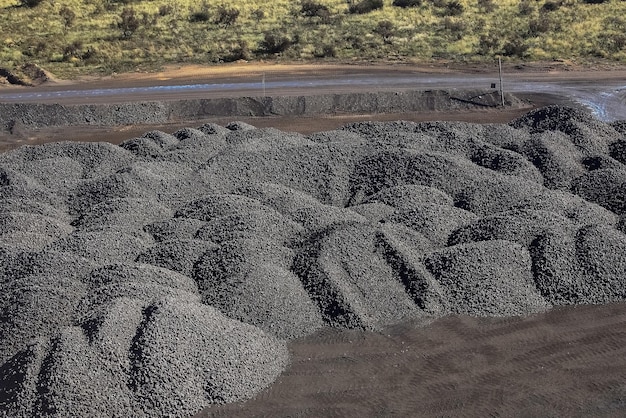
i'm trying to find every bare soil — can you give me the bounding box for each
[0,105,535,153]
[198,302,626,418]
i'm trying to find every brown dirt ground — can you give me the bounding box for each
[197,302,626,418]
[0,92,553,153]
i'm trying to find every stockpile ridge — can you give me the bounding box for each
[1,105,625,417]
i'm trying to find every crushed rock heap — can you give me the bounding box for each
[1,106,626,417]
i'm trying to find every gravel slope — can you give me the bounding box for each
[1,105,625,417]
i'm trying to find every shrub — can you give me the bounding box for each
[442,0,464,16]
[190,11,210,22]
[63,41,83,61]
[582,0,608,3]
[477,33,499,55]
[348,0,383,14]
[118,7,140,38]
[223,40,251,62]
[347,34,364,50]
[392,0,421,8]
[528,16,561,35]
[596,33,626,53]
[141,11,156,27]
[158,5,172,16]
[374,20,395,43]
[20,0,44,7]
[477,0,496,13]
[542,1,562,12]
[301,1,332,21]
[215,5,240,27]
[518,0,534,15]
[251,8,265,22]
[503,39,529,57]
[59,6,76,30]
[259,32,292,54]
[443,17,466,39]
[314,44,337,58]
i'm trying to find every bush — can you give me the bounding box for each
[259,32,292,54]
[518,0,534,15]
[158,5,173,16]
[477,33,499,55]
[503,39,529,57]
[314,44,337,58]
[392,0,421,8]
[59,6,76,30]
[347,34,364,50]
[443,17,466,39]
[63,41,83,61]
[251,8,265,22]
[442,0,464,16]
[301,1,331,18]
[582,0,608,3]
[348,0,383,14]
[141,11,156,27]
[477,0,496,13]
[118,7,140,38]
[20,0,44,7]
[215,5,240,27]
[190,11,210,22]
[223,40,251,62]
[528,16,561,35]
[300,1,333,23]
[374,20,395,43]
[542,1,562,12]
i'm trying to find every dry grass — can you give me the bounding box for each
[1,0,625,78]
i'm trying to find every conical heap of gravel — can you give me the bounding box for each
[1,105,626,417]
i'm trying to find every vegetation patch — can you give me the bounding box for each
[0,0,625,77]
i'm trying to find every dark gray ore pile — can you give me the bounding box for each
[1,105,626,417]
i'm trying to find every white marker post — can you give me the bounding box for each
[499,57,505,107]
[262,72,266,97]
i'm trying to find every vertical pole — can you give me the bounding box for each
[499,57,505,107]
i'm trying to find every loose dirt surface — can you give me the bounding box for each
[0,104,538,153]
[199,302,626,418]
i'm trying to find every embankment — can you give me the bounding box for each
[0,89,524,133]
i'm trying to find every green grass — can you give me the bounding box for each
[1,0,625,78]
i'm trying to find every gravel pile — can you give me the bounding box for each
[1,105,626,417]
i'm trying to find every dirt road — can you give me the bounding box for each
[1,62,625,116]
[1,62,624,152]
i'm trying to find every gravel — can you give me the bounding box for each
[1,104,626,417]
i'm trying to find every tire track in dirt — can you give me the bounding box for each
[197,302,626,418]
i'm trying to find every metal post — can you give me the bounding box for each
[499,57,505,107]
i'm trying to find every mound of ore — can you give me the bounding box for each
[1,105,625,417]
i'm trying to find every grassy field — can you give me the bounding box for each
[1,0,625,78]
